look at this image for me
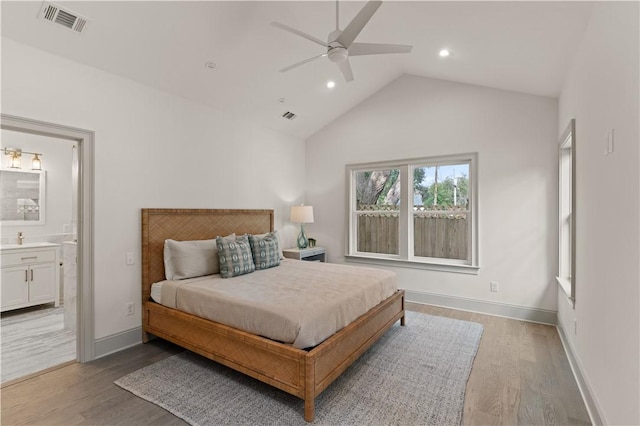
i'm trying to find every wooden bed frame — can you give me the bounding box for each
[141,208,405,422]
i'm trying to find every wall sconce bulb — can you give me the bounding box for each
[32,154,42,171]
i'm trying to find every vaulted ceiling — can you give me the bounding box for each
[1,1,593,139]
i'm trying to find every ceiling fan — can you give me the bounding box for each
[271,0,412,83]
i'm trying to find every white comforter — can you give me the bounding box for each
[154,259,397,348]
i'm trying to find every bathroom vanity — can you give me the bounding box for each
[0,243,60,312]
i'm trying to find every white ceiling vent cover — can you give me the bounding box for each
[39,2,90,33]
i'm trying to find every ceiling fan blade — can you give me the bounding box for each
[279,53,327,73]
[271,22,328,48]
[336,0,382,48]
[349,42,413,56]
[337,59,354,82]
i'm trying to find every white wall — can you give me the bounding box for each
[1,38,306,340]
[306,74,558,313]
[1,130,75,244]
[558,2,639,424]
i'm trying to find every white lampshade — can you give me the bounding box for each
[290,205,314,224]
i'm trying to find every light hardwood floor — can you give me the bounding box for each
[409,303,591,426]
[0,303,591,425]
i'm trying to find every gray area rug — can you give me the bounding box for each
[115,311,483,425]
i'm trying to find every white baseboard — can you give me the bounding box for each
[405,290,557,325]
[556,322,605,426]
[94,327,142,359]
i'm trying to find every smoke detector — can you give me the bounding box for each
[38,2,90,33]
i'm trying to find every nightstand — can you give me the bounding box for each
[282,247,327,262]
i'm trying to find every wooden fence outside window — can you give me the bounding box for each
[356,205,468,261]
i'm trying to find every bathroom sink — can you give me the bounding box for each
[0,242,60,250]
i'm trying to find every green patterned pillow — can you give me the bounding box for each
[216,234,255,278]
[249,231,281,270]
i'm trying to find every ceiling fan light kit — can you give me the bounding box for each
[272,0,412,83]
[328,45,348,63]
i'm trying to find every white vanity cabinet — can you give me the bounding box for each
[1,244,60,312]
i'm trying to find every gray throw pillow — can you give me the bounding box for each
[249,232,281,270]
[217,234,255,278]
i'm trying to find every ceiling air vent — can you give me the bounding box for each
[281,111,297,120]
[39,2,90,33]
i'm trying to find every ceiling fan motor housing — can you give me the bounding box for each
[328,44,349,63]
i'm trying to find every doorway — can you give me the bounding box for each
[0,114,94,384]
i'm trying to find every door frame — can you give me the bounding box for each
[1,113,95,362]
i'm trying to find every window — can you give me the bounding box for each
[557,119,576,304]
[346,153,478,273]
[354,168,400,255]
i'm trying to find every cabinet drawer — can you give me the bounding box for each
[1,250,56,266]
[304,248,325,257]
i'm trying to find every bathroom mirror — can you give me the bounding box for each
[0,169,46,225]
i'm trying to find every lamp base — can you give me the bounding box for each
[296,224,308,249]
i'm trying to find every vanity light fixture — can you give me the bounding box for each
[4,148,43,170]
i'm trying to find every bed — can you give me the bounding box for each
[141,208,405,422]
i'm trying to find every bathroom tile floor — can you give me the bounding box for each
[1,304,76,384]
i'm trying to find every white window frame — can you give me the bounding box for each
[557,119,576,305]
[345,153,479,274]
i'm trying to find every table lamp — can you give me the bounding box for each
[290,205,314,249]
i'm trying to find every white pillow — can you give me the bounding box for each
[163,233,235,280]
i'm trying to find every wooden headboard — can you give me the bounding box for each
[141,209,274,303]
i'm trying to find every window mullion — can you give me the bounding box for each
[348,168,356,255]
[399,165,410,259]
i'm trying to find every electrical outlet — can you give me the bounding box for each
[126,252,135,265]
[126,302,135,316]
[490,281,499,292]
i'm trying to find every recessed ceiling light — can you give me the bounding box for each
[326,80,336,89]
[205,61,216,69]
[439,49,451,58]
